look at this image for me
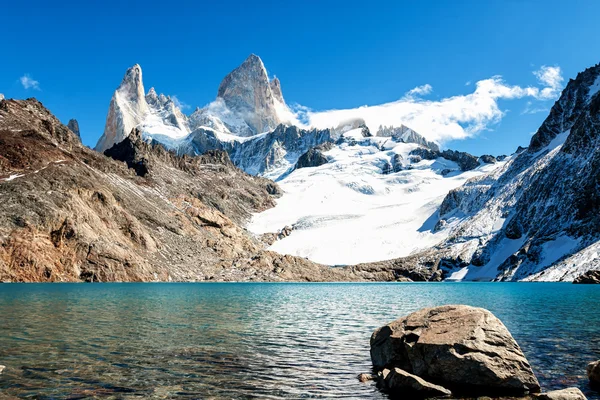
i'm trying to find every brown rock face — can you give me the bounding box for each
[370,305,541,396]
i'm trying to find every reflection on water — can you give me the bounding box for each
[0,283,598,399]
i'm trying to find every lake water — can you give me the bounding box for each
[0,283,598,399]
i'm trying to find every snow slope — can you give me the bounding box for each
[248,135,506,265]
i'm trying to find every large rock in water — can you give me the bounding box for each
[370,305,540,396]
[588,360,600,388]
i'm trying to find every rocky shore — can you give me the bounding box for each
[364,305,597,399]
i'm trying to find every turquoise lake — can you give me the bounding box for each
[0,283,598,399]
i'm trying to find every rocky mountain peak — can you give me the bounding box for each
[216,54,284,136]
[146,87,158,101]
[118,64,145,103]
[270,77,284,104]
[529,63,600,152]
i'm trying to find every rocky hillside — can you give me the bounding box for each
[382,63,600,281]
[0,98,393,282]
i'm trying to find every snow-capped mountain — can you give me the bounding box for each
[95,55,307,177]
[95,64,191,152]
[414,63,600,281]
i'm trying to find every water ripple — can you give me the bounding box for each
[0,282,598,399]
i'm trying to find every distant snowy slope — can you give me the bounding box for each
[248,133,505,265]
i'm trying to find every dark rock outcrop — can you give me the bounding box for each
[370,305,540,396]
[67,119,80,139]
[479,154,497,164]
[391,154,404,172]
[441,149,480,171]
[408,147,480,171]
[295,142,333,170]
[104,128,151,176]
[573,270,600,284]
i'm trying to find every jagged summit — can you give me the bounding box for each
[118,64,145,104]
[67,119,80,139]
[528,63,600,152]
[216,54,286,136]
[270,77,284,104]
[95,64,190,152]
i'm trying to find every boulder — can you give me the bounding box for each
[0,365,4,374]
[573,270,600,284]
[370,305,540,396]
[383,367,452,398]
[588,360,600,387]
[535,388,587,400]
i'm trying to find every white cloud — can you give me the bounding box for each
[171,95,190,110]
[533,65,563,100]
[300,66,564,144]
[407,84,432,97]
[19,74,40,90]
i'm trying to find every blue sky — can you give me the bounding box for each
[1,0,600,155]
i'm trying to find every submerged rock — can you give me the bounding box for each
[0,365,4,374]
[357,373,375,383]
[370,305,540,396]
[535,388,588,400]
[573,270,600,284]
